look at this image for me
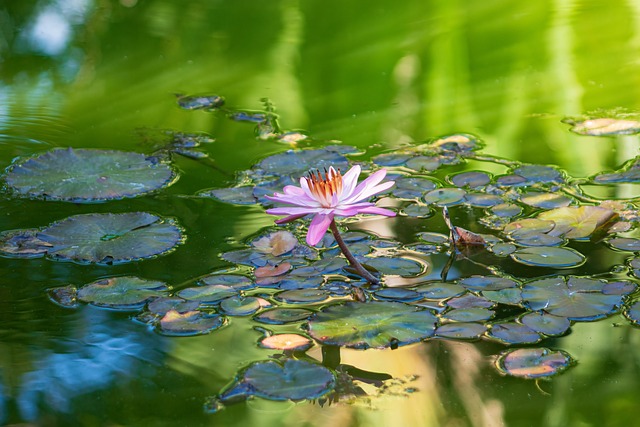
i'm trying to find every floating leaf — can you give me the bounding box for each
[147,297,199,315]
[199,274,255,290]
[519,191,572,209]
[252,231,298,256]
[417,232,449,244]
[77,276,168,310]
[372,153,413,167]
[34,212,183,264]
[449,171,491,188]
[607,237,640,252]
[458,276,519,291]
[363,257,423,276]
[520,312,571,336]
[490,203,522,218]
[435,322,487,340]
[464,193,503,208]
[442,308,494,322]
[482,288,522,305]
[567,118,640,136]
[275,289,330,304]
[512,233,564,247]
[255,148,350,176]
[512,164,563,184]
[521,276,628,320]
[413,282,466,299]
[489,243,517,256]
[391,177,438,199]
[198,187,257,205]
[176,94,225,110]
[307,301,437,349]
[220,296,262,316]
[496,348,574,379]
[158,309,226,336]
[177,284,238,304]
[537,206,617,239]
[510,247,585,268]
[0,229,51,258]
[401,204,434,218]
[259,334,313,351]
[488,323,541,345]
[624,300,640,326]
[374,288,423,302]
[446,294,495,309]
[405,155,441,171]
[423,188,466,206]
[3,148,176,202]
[593,157,640,183]
[255,262,292,278]
[254,308,314,324]
[430,133,482,153]
[241,359,335,401]
[504,218,555,237]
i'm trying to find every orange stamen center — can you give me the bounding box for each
[304,168,343,207]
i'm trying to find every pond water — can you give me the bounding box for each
[2,1,640,426]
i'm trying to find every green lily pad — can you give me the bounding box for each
[3,148,176,202]
[521,276,628,321]
[147,297,200,315]
[593,157,640,183]
[519,191,572,209]
[458,276,519,291]
[176,284,238,304]
[624,300,640,326]
[374,288,423,302]
[520,312,571,336]
[442,307,494,322]
[391,177,437,199]
[0,229,51,258]
[607,237,640,252]
[35,212,184,264]
[199,187,257,205]
[446,294,495,309]
[219,296,262,316]
[363,257,423,276]
[464,193,503,208]
[435,322,488,340]
[77,276,168,310]
[423,188,467,206]
[158,309,226,336]
[176,93,225,110]
[239,359,335,401]
[254,308,314,325]
[495,347,574,379]
[490,203,522,218]
[275,289,330,304]
[510,247,585,268]
[482,288,523,305]
[567,118,640,136]
[413,282,466,299]
[306,301,437,349]
[488,323,541,345]
[537,206,617,239]
[449,171,491,188]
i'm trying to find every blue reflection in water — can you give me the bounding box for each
[15,309,166,422]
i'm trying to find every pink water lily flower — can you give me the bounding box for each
[266,165,396,246]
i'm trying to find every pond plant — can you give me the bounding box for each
[4,94,640,412]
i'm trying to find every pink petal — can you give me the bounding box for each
[274,213,308,224]
[299,176,317,201]
[306,213,333,246]
[266,206,320,216]
[282,185,306,196]
[341,169,388,203]
[343,179,394,205]
[265,193,319,207]
[340,165,361,199]
[352,206,396,217]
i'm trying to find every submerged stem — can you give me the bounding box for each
[328,220,379,285]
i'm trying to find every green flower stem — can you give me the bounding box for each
[329,220,379,285]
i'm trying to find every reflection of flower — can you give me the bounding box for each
[266,166,395,246]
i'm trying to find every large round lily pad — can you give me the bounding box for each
[522,276,628,321]
[495,347,574,379]
[3,148,176,202]
[306,301,437,349]
[36,212,184,264]
[241,359,335,401]
[510,247,585,268]
[77,276,169,310]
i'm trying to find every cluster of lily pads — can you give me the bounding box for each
[2,95,640,408]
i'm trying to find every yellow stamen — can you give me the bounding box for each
[304,168,342,207]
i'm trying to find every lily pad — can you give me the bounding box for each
[520,312,571,336]
[374,288,423,302]
[435,322,488,340]
[624,300,640,326]
[241,359,335,401]
[158,309,226,336]
[449,171,491,188]
[0,229,51,258]
[488,323,541,345]
[363,257,423,276]
[495,347,574,379]
[413,282,466,299]
[199,187,257,205]
[176,284,238,304]
[254,308,314,325]
[36,212,184,264]
[259,334,314,351]
[306,301,437,349]
[607,237,640,252]
[275,289,330,304]
[176,94,225,110]
[423,188,466,206]
[519,191,572,209]
[567,118,640,136]
[254,148,350,176]
[3,148,176,202]
[442,307,494,322]
[521,276,628,321]
[538,206,617,239]
[77,276,168,310]
[593,157,640,183]
[391,177,438,199]
[510,247,585,268]
[458,276,519,291]
[219,296,262,316]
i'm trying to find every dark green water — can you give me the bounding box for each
[1,1,640,426]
